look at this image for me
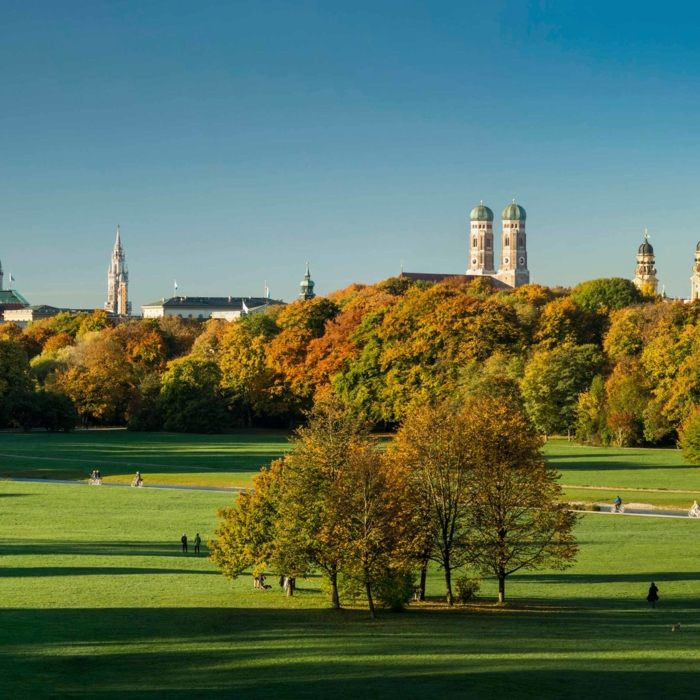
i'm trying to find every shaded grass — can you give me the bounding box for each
[1,481,700,697]
[0,429,290,488]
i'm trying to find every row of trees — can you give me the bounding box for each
[4,275,700,458]
[210,397,578,614]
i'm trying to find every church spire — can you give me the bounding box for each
[299,262,316,300]
[104,226,131,316]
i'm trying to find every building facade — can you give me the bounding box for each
[141,296,282,320]
[633,233,658,294]
[105,226,131,316]
[691,242,700,301]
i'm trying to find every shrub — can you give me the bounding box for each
[680,408,700,465]
[374,568,415,612]
[455,576,481,604]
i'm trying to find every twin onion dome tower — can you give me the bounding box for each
[468,200,529,288]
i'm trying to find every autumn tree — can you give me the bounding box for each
[273,396,373,608]
[210,459,288,583]
[390,400,474,605]
[680,408,700,465]
[333,446,419,616]
[465,399,578,604]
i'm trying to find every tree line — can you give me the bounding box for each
[209,397,578,614]
[3,275,700,460]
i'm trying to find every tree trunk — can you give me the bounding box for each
[419,561,428,601]
[497,573,506,604]
[365,573,376,619]
[329,567,341,609]
[445,563,454,606]
[284,577,295,596]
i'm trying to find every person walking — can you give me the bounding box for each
[181,533,188,553]
[193,533,201,555]
[647,582,659,608]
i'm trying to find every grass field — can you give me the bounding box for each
[0,429,291,489]
[2,431,699,508]
[1,478,700,698]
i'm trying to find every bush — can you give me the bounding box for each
[455,576,481,604]
[374,568,415,612]
[680,408,700,465]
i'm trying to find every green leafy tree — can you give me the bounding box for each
[680,408,700,465]
[159,356,228,432]
[570,277,643,314]
[521,344,604,436]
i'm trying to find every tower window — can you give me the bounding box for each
[473,237,477,247]
[505,236,510,247]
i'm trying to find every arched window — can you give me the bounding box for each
[473,237,477,247]
[505,236,510,247]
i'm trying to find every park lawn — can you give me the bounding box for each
[0,429,291,488]
[1,480,700,697]
[544,439,700,492]
[562,486,700,510]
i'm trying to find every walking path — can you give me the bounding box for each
[573,504,698,519]
[0,476,246,493]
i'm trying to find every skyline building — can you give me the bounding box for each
[104,226,131,316]
[299,262,316,300]
[467,200,530,288]
[633,231,658,295]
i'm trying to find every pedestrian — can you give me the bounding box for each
[181,533,188,553]
[194,533,201,555]
[647,581,659,608]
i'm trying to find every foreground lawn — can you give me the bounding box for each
[0,429,291,488]
[1,481,699,697]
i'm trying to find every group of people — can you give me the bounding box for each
[88,469,102,485]
[252,573,296,593]
[180,533,202,554]
[690,500,700,518]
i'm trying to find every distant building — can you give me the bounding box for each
[299,262,316,300]
[633,231,658,294]
[691,242,700,301]
[398,271,512,289]
[0,258,30,317]
[105,226,131,316]
[142,296,283,320]
[404,200,530,290]
[3,305,95,328]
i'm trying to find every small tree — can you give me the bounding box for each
[334,447,418,617]
[274,396,372,608]
[466,399,578,604]
[390,401,473,606]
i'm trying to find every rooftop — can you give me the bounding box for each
[142,296,283,309]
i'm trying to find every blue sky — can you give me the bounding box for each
[2,0,700,307]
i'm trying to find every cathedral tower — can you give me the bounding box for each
[467,202,495,275]
[104,226,131,316]
[633,231,658,295]
[299,262,315,300]
[497,200,529,288]
[691,241,700,301]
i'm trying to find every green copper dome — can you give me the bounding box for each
[469,203,494,222]
[501,202,527,221]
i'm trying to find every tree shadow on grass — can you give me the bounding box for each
[0,540,206,559]
[1,606,698,698]
[516,571,700,584]
[0,566,217,577]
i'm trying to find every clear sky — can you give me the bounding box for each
[2,0,700,308]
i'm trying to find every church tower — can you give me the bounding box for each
[497,200,529,288]
[299,262,315,300]
[104,226,131,316]
[0,258,3,291]
[691,241,700,301]
[467,202,495,275]
[633,231,658,295]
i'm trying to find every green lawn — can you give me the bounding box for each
[0,429,291,489]
[1,480,699,697]
[544,439,700,509]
